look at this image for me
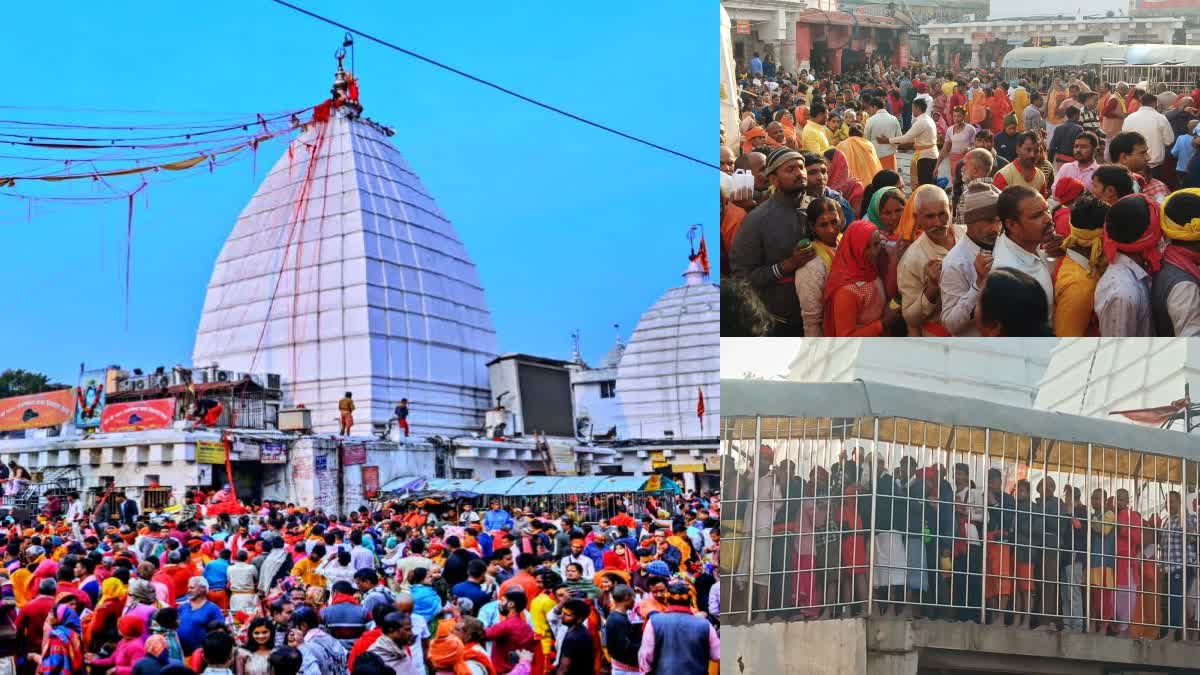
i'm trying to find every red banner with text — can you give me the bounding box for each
[100,398,176,433]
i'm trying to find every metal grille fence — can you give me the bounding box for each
[720,414,1199,639]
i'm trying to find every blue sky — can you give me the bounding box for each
[0,2,710,384]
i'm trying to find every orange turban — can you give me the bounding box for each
[427,620,471,675]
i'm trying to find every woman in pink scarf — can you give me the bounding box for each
[826,148,865,215]
[29,559,58,598]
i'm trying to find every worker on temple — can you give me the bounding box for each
[194,398,223,427]
[338,391,355,436]
[393,398,410,438]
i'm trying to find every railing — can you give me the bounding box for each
[720,415,1199,640]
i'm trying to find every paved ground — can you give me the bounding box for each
[893,149,952,195]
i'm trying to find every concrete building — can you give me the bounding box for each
[722,0,909,74]
[1035,337,1200,426]
[786,337,1055,407]
[192,69,497,440]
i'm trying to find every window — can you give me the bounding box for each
[452,469,473,479]
[600,381,617,399]
[495,470,512,478]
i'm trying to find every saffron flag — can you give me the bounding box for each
[698,235,711,275]
[697,387,705,420]
[1110,399,1191,426]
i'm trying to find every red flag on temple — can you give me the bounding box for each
[1110,398,1190,426]
[697,234,710,275]
[697,387,706,420]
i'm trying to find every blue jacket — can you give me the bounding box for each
[483,509,513,531]
[582,543,607,572]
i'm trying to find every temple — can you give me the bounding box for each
[192,62,497,438]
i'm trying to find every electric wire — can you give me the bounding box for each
[265,0,715,170]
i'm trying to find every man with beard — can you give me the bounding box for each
[1095,194,1163,336]
[1048,106,1084,170]
[993,132,1048,197]
[484,590,540,674]
[801,152,854,225]
[730,148,815,335]
[1053,195,1108,337]
[941,180,1002,336]
[1053,132,1100,195]
[992,185,1057,320]
[897,187,961,335]
[1153,190,1200,336]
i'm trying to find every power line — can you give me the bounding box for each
[265,0,715,170]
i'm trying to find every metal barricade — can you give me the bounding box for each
[721,413,1194,639]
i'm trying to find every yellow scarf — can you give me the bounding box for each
[813,241,835,270]
[1162,188,1200,241]
[1063,226,1104,277]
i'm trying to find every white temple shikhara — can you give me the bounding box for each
[193,62,497,437]
[614,256,719,440]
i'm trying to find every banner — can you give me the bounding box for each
[547,440,577,476]
[342,443,367,466]
[362,466,380,497]
[195,440,226,464]
[100,397,175,433]
[261,442,287,464]
[76,369,107,430]
[0,389,75,432]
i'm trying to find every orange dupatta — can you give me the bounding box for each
[836,136,883,187]
[895,184,942,242]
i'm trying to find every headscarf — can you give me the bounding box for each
[144,635,169,659]
[1161,188,1200,242]
[55,603,82,635]
[822,220,880,310]
[1012,88,1030,130]
[826,147,864,209]
[427,620,472,675]
[741,126,768,154]
[896,184,943,242]
[1054,176,1085,207]
[1103,194,1163,274]
[118,614,145,640]
[1063,198,1106,277]
[1162,188,1200,282]
[601,550,627,571]
[101,576,128,605]
[865,186,903,233]
[837,136,884,189]
[29,559,58,598]
[128,578,157,606]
